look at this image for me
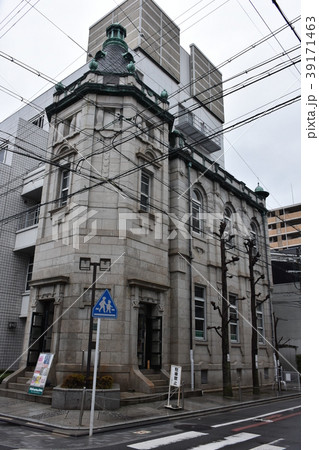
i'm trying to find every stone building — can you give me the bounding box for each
[1,0,274,394]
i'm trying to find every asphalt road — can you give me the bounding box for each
[0,397,301,449]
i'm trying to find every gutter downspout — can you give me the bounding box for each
[187,161,194,391]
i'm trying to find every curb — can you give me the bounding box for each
[0,392,301,437]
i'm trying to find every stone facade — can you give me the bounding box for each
[0,2,276,393]
[17,23,274,393]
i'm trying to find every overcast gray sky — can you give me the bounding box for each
[0,0,302,210]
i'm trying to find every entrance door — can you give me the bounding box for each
[137,304,162,370]
[27,301,54,366]
[150,317,162,370]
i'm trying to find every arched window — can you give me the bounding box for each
[224,206,234,247]
[192,189,203,234]
[250,221,260,256]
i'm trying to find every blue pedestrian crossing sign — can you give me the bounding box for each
[92,289,117,319]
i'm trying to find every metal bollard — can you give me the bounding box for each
[237,377,242,402]
[79,387,86,426]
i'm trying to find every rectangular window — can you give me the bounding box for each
[145,120,154,141]
[229,294,239,342]
[30,113,44,128]
[60,167,70,206]
[140,171,150,211]
[256,303,264,343]
[25,255,34,291]
[0,143,8,164]
[195,285,206,340]
[63,118,72,137]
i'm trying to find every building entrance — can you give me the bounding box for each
[137,303,162,370]
[27,301,54,366]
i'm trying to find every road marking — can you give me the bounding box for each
[188,432,260,449]
[127,431,208,449]
[250,444,285,449]
[233,411,301,432]
[211,405,301,428]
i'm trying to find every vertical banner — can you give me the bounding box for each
[169,365,182,387]
[28,353,54,395]
[166,365,183,410]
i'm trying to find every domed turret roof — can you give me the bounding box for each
[254,183,269,200]
[89,23,135,75]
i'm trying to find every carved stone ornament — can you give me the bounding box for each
[132,299,140,309]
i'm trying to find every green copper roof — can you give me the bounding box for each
[255,183,269,199]
[103,23,128,51]
[255,183,264,192]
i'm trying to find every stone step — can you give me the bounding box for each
[147,374,166,381]
[17,376,31,384]
[153,385,169,393]
[8,382,28,392]
[25,371,34,378]
[151,379,168,387]
[0,387,52,404]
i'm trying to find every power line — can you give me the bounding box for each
[23,0,91,56]
[0,0,41,39]
[0,91,300,229]
[245,0,300,76]
[271,0,301,42]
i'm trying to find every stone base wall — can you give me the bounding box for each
[52,384,120,410]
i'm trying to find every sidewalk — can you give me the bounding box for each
[0,388,300,436]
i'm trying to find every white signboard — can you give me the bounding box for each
[170,365,182,388]
[28,353,54,395]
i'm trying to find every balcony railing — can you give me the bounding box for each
[175,110,222,153]
[18,205,40,231]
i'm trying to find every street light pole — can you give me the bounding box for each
[79,257,110,387]
[86,262,98,385]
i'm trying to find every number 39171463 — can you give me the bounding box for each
[306,17,316,79]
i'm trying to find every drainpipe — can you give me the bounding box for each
[187,161,194,391]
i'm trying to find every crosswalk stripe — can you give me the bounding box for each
[127,431,208,449]
[188,432,260,449]
[250,444,285,449]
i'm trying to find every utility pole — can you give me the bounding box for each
[210,221,239,397]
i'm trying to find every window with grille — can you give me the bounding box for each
[195,285,206,340]
[229,294,239,342]
[140,171,150,211]
[257,303,264,343]
[192,190,202,234]
[25,256,34,291]
[60,167,70,206]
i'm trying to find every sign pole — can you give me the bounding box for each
[89,288,117,436]
[165,365,182,409]
[89,317,100,437]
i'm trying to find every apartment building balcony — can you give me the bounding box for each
[175,110,222,153]
[21,165,45,201]
[13,206,40,252]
